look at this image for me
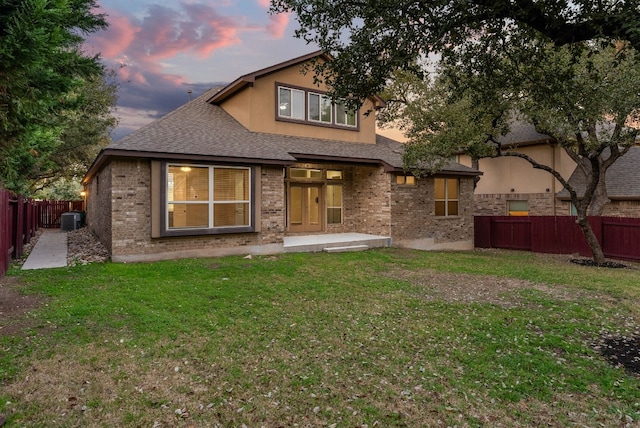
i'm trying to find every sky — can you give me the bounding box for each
[85,0,317,141]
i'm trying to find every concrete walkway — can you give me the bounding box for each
[22,229,67,270]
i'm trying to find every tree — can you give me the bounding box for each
[380,40,640,264]
[0,0,109,194]
[272,0,640,265]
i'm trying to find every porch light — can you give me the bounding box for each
[80,191,86,197]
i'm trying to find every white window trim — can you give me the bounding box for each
[278,86,305,120]
[308,92,332,124]
[334,102,358,128]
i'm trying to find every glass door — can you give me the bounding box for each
[289,184,322,232]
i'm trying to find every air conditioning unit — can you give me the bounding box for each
[61,212,81,231]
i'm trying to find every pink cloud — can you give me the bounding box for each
[266,13,289,39]
[87,10,137,58]
[256,0,271,7]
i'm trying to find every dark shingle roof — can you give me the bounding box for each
[557,146,640,199]
[89,88,479,178]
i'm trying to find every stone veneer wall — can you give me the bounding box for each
[104,159,285,262]
[474,192,555,216]
[391,175,475,250]
[86,161,113,254]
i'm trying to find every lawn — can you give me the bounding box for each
[1,249,639,427]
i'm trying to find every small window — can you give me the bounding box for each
[308,92,332,123]
[290,168,322,179]
[508,200,529,216]
[335,101,357,127]
[396,175,416,186]
[569,202,577,216]
[435,178,459,216]
[326,170,343,180]
[327,184,343,224]
[279,87,305,120]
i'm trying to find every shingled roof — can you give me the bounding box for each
[557,146,640,199]
[85,88,479,181]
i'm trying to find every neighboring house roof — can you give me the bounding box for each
[498,122,554,147]
[557,146,640,200]
[85,88,479,182]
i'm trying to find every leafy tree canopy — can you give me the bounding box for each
[271,0,640,102]
[0,0,111,195]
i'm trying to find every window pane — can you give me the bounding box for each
[405,176,416,185]
[446,179,458,199]
[292,89,304,119]
[327,208,342,224]
[336,102,357,126]
[214,168,249,201]
[309,93,320,121]
[327,185,342,206]
[169,203,209,228]
[214,203,249,227]
[435,201,446,216]
[448,201,459,216]
[327,170,343,180]
[279,87,291,117]
[290,168,322,179]
[434,178,445,199]
[168,166,208,201]
[320,95,332,122]
[290,186,302,225]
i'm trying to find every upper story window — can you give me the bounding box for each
[277,84,358,129]
[308,92,332,123]
[279,87,305,120]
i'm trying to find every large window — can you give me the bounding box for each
[167,164,251,232]
[277,84,357,128]
[435,178,459,216]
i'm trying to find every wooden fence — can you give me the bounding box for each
[1,188,83,277]
[475,216,640,262]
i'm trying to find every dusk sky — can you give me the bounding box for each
[85,0,316,141]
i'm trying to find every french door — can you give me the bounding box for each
[289,184,323,232]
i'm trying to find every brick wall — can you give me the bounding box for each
[100,160,286,262]
[352,166,392,236]
[474,192,555,216]
[555,199,640,217]
[86,161,113,253]
[392,175,475,250]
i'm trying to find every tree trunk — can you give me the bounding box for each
[575,213,606,265]
[588,166,609,216]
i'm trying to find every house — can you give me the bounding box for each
[82,52,480,262]
[457,122,640,217]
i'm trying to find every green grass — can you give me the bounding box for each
[1,249,639,427]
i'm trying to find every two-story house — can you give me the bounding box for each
[457,122,640,217]
[82,52,480,262]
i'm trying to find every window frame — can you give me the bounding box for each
[507,200,529,216]
[434,177,459,217]
[308,91,333,124]
[278,86,305,120]
[396,175,416,186]
[275,83,359,130]
[162,162,255,237]
[326,184,343,225]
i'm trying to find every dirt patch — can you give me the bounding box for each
[0,276,46,337]
[598,334,640,375]
[382,267,578,308]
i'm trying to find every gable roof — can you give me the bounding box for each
[207,50,386,108]
[557,146,640,199]
[84,88,479,182]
